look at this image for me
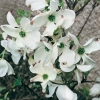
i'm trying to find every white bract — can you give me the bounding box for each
[1,39,32,64]
[0,59,15,77]
[26,0,59,12]
[59,46,76,72]
[1,39,21,64]
[46,82,77,100]
[56,85,77,100]
[90,84,100,96]
[92,98,100,100]
[26,0,48,11]
[1,11,40,50]
[34,41,58,65]
[29,63,57,92]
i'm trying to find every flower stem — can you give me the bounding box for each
[1,49,6,59]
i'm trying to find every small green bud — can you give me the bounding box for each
[77,47,85,55]
[19,31,26,38]
[43,74,48,80]
[48,15,55,22]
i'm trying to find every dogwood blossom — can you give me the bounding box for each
[0,59,14,77]
[59,32,100,72]
[29,63,57,91]
[30,1,75,36]
[1,11,40,50]
[34,41,58,65]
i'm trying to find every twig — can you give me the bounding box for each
[71,79,99,90]
[77,2,97,37]
[65,0,72,9]
[76,0,91,16]
[73,0,78,9]
[12,75,40,99]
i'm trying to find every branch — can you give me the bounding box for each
[12,75,40,99]
[65,0,71,9]
[75,0,91,16]
[77,2,97,37]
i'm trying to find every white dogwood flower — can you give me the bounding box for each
[30,63,57,92]
[1,39,33,64]
[34,41,58,65]
[59,32,100,72]
[0,59,15,77]
[1,11,40,50]
[31,2,75,36]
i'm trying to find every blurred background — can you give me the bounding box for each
[0,0,100,100]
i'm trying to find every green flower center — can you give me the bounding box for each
[45,47,50,52]
[48,15,55,22]
[58,42,65,48]
[77,47,85,55]
[42,74,48,80]
[45,6,50,11]
[19,31,26,38]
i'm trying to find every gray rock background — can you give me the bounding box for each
[0,0,100,88]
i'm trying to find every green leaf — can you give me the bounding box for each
[16,9,25,17]
[16,17,21,24]
[0,86,6,92]
[0,33,3,41]
[74,90,86,100]
[24,11,31,17]
[13,76,22,87]
[16,9,31,18]
[59,0,64,7]
[84,0,88,4]
[78,86,90,99]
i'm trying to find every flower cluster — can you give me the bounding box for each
[0,0,100,100]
